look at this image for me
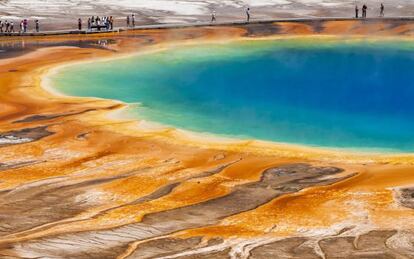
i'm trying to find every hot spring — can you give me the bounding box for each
[50,38,414,152]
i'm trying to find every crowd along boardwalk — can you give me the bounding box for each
[0,19,414,258]
[1,17,414,36]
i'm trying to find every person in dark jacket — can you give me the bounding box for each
[246,7,251,22]
[362,4,368,18]
[380,3,385,17]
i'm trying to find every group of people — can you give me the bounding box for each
[0,20,14,32]
[126,14,136,27]
[80,16,114,31]
[355,3,385,18]
[0,19,40,33]
[79,14,136,31]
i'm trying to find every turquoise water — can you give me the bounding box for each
[51,38,414,152]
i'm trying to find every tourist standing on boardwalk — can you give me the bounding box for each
[246,7,251,22]
[5,20,9,32]
[78,18,82,30]
[87,18,91,30]
[105,17,109,30]
[0,20,3,33]
[110,16,114,30]
[132,14,135,27]
[35,20,39,32]
[126,15,130,27]
[96,17,101,30]
[355,5,359,18]
[380,3,385,17]
[19,20,23,32]
[23,19,28,32]
[362,4,367,18]
[211,11,216,22]
[9,21,14,32]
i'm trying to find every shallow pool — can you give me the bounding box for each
[50,38,414,152]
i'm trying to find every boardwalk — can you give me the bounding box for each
[1,16,414,37]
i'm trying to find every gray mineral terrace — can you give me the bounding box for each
[1,0,414,32]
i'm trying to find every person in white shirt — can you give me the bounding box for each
[211,11,216,22]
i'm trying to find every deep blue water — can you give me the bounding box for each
[51,39,414,152]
